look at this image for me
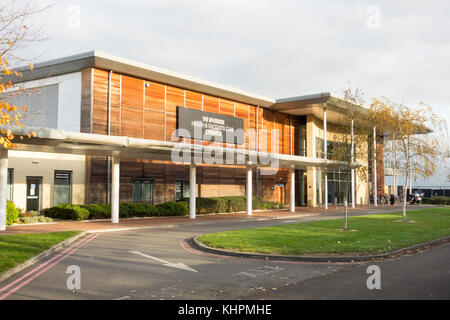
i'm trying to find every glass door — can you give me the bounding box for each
[26,177,42,212]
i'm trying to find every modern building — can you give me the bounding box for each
[0,51,385,228]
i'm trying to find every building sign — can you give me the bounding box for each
[177,107,244,144]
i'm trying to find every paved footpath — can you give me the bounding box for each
[0,205,447,300]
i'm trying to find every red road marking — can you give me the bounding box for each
[0,233,99,300]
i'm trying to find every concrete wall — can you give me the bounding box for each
[8,151,86,210]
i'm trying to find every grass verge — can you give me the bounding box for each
[0,231,80,273]
[197,208,450,256]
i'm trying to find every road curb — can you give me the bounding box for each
[0,231,87,283]
[189,235,450,263]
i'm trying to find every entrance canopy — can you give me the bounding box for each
[0,126,354,230]
[9,127,340,169]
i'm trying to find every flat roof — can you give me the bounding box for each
[9,51,370,121]
[10,50,276,108]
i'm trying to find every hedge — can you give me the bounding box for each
[181,196,283,214]
[43,196,283,221]
[155,201,188,216]
[422,196,450,205]
[44,201,187,220]
[45,204,90,221]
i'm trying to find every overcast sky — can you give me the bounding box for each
[11,0,450,185]
[17,0,450,123]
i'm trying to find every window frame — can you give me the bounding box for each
[53,170,73,206]
[131,179,155,204]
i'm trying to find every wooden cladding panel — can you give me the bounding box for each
[92,69,108,134]
[88,158,270,204]
[165,86,184,141]
[262,109,274,153]
[235,102,249,150]
[220,99,234,116]
[87,67,300,155]
[144,82,165,141]
[203,95,219,113]
[80,68,92,133]
[185,90,202,110]
[121,75,144,138]
[110,73,121,136]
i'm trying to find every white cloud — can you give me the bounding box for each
[15,0,450,122]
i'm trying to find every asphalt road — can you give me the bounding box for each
[1,208,448,300]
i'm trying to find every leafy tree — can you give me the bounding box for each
[326,84,371,230]
[0,1,47,147]
[370,98,447,222]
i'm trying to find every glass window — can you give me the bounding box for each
[298,125,307,156]
[54,171,72,205]
[132,180,154,204]
[175,180,190,201]
[7,169,13,202]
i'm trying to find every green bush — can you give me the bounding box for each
[6,201,19,225]
[224,196,247,212]
[155,201,188,216]
[44,204,90,221]
[118,202,159,218]
[43,194,282,221]
[184,196,282,214]
[422,196,450,205]
[81,204,111,219]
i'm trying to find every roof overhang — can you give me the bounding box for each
[6,127,350,170]
[8,51,276,108]
[270,93,369,125]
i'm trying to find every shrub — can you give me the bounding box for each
[156,201,188,216]
[82,204,111,219]
[44,204,90,221]
[118,202,159,218]
[18,216,53,224]
[422,196,450,205]
[189,196,282,214]
[224,196,247,212]
[6,201,19,225]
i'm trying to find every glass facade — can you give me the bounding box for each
[132,180,154,204]
[316,137,351,160]
[175,180,190,201]
[54,170,72,205]
[7,169,13,202]
[322,170,352,204]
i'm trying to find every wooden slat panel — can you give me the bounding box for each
[144,82,165,140]
[185,90,202,110]
[80,68,92,133]
[165,86,184,141]
[92,69,108,134]
[203,95,219,113]
[121,75,144,138]
[235,102,249,150]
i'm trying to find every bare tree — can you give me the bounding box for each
[0,1,48,147]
